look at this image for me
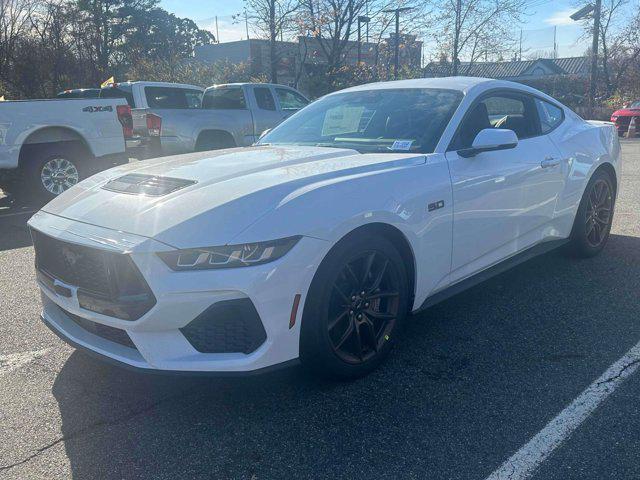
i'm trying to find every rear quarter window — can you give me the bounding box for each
[534,98,564,133]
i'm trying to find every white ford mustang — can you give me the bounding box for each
[29,77,621,378]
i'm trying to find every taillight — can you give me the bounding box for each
[146,113,162,137]
[116,104,133,138]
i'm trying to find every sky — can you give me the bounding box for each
[160,0,589,59]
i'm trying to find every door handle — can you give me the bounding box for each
[540,157,561,168]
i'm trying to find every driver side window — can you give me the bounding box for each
[455,93,537,149]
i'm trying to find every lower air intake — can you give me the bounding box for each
[180,299,267,354]
[64,309,137,350]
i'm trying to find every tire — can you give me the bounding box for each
[300,234,410,379]
[565,168,616,258]
[195,131,236,152]
[22,143,87,202]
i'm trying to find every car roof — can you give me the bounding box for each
[331,76,563,105]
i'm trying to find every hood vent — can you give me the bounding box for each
[102,173,196,196]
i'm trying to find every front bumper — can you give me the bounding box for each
[31,212,328,374]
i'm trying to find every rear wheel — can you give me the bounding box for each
[300,235,409,379]
[566,168,615,257]
[195,131,236,152]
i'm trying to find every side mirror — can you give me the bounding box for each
[458,128,518,158]
[259,128,271,140]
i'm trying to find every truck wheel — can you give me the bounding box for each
[195,131,236,152]
[23,144,87,201]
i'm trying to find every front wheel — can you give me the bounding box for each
[566,168,615,257]
[300,235,410,379]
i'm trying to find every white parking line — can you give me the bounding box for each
[0,210,37,219]
[0,349,50,377]
[485,341,640,480]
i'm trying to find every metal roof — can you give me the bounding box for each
[424,57,587,79]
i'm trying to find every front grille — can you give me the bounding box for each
[32,229,112,296]
[64,308,137,350]
[32,229,156,320]
[180,299,267,354]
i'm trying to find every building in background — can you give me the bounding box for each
[423,57,588,81]
[195,35,422,87]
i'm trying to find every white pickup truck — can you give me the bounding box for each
[100,81,310,157]
[0,98,132,199]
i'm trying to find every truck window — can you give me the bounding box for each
[254,87,276,110]
[100,84,135,106]
[145,87,202,109]
[275,88,309,111]
[202,88,247,110]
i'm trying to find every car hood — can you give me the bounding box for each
[42,145,425,248]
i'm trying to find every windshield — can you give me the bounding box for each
[258,88,463,154]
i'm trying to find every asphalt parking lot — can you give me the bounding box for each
[1,142,639,480]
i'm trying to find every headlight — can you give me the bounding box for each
[157,236,301,271]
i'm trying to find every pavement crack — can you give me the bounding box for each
[595,358,640,387]
[0,388,197,471]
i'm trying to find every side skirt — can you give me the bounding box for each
[414,239,569,313]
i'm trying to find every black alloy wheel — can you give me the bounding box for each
[327,251,401,364]
[566,168,615,258]
[300,234,409,379]
[585,178,613,248]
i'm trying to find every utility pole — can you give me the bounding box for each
[383,7,412,78]
[245,8,250,40]
[519,29,522,61]
[453,0,461,75]
[215,16,220,43]
[589,0,602,116]
[553,26,557,58]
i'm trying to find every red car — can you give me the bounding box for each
[611,100,640,136]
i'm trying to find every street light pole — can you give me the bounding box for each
[570,2,601,117]
[589,0,602,115]
[357,16,370,65]
[383,7,412,78]
[358,18,362,64]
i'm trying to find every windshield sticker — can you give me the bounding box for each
[391,140,413,151]
[322,106,365,136]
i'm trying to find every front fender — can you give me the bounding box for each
[232,156,454,310]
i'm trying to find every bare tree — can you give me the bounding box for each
[243,0,299,83]
[0,0,38,93]
[297,0,427,72]
[432,0,527,75]
[577,0,640,97]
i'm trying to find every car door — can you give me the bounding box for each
[250,86,283,139]
[445,91,564,281]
